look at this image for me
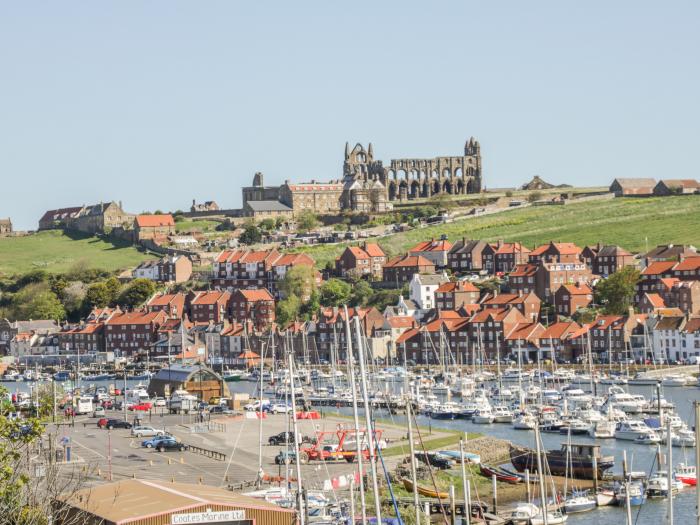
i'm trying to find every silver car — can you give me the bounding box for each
[131,426,165,438]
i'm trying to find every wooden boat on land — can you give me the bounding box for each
[401,478,449,499]
[479,464,521,484]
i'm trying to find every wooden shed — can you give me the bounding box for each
[147,363,229,403]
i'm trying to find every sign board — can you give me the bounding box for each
[171,510,245,524]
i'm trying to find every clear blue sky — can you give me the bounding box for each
[1,2,699,229]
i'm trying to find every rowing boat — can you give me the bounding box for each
[401,478,449,499]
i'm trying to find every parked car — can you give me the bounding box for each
[97,418,132,430]
[270,403,292,414]
[129,402,152,411]
[274,450,297,465]
[268,431,297,446]
[209,405,234,415]
[153,397,167,407]
[154,437,187,452]
[131,426,165,438]
[93,406,106,418]
[244,400,270,412]
[142,435,173,448]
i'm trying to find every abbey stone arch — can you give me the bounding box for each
[342,137,482,207]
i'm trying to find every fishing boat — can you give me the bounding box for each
[509,443,614,480]
[492,405,514,423]
[675,463,697,486]
[646,472,683,498]
[401,478,449,499]
[614,480,646,506]
[479,464,521,484]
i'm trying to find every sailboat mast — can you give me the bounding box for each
[256,341,266,487]
[344,307,367,523]
[354,316,383,524]
[287,352,305,525]
[534,426,549,525]
[407,402,421,525]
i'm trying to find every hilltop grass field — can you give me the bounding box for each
[296,195,700,268]
[0,230,155,276]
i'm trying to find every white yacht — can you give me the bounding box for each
[512,413,538,430]
[492,405,514,423]
[614,420,659,441]
[472,407,495,424]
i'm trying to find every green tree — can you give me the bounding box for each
[350,279,373,307]
[296,210,319,232]
[300,290,320,320]
[319,279,352,307]
[275,216,286,229]
[11,282,66,321]
[258,218,276,231]
[84,282,111,308]
[527,190,543,203]
[118,278,156,309]
[276,295,302,326]
[104,277,122,304]
[279,265,317,300]
[595,266,640,315]
[239,223,262,245]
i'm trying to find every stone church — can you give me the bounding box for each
[241,137,483,215]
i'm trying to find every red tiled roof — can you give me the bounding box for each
[148,293,184,307]
[644,293,666,308]
[509,263,538,277]
[436,281,479,293]
[493,242,530,255]
[386,316,417,329]
[659,277,680,289]
[191,291,230,305]
[364,243,385,258]
[348,246,370,260]
[684,317,700,334]
[410,239,453,253]
[505,322,544,342]
[539,321,580,340]
[273,253,314,267]
[552,242,582,255]
[238,288,274,302]
[106,310,166,325]
[136,214,175,228]
[673,256,700,271]
[560,283,592,295]
[642,261,677,276]
[590,315,625,330]
[384,255,434,268]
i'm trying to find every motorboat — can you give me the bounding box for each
[628,373,659,386]
[675,463,697,486]
[588,420,616,439]
[472,408,495,424]
[530,510,567,525]
[512,413,537,430]
[615,420,658,442]
[564,491,596,513]
[492,405,513,423]
[509,502,539,524]
[437,450,481,464]
[662,374,693,387]
[595,487,616,506]
[614,481,646,506]
[559,418,590,435]
[646,472,684,498]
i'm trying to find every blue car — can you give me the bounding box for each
[141,434,172,448]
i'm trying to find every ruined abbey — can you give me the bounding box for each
[242,137,483,216]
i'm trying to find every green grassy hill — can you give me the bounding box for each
[297,195,700,268]
[0,230,155,276]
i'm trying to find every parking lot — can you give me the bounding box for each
[48,407,419,491]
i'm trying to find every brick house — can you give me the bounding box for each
[396,314,470,365]
[672,256,700,281]
[38,206,84,230]
[591,245,635,276]
[480,292,542,321]
[189,291,231,323]
[535,321,582,362]
[535,260,593,302]
[467,307,527,358]
[434,281,480,310]
[506,263,539,295]
[146,293,186,319]
[482,242,531,275]
[335,243,386,279]
[528,242,582,264]
[553,283,593,317]
[382,255,435,286]
[408,239,453,268]
[668,281,700,314]
[104,310,168,357]
[643,244,697,267]
[58,307,120,354]
[448,239,489,273]
[230,288,276,329]
[409,273,450,310]
[639,292,667,314]
[636,261,677,302]
[504,322,546,361]
[585,314,639,361]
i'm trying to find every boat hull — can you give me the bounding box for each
[509,444,613,480]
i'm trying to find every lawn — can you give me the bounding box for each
[174,219,220,233]
[296,195,700,268]
[0,230,156,276]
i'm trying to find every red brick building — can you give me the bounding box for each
[382,255,435,286]
[480,292,541,321]
[230,288,276,329]
[535,261,593,302]
[434,281,480,310]
[104,310,168,357]
[409,239,453,268]
[146,293,186,319]
[507,263,539,295]
[335,243,386,279]
[189,290,231,323]
[134,214,176,242]
[528,242,582,264]
[554,283,593,317]
[482,242,531,275]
